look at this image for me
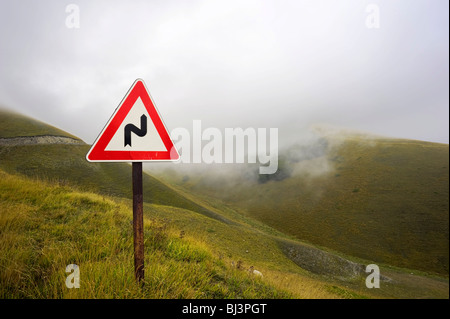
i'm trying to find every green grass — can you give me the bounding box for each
[0,170,295,298]
[0,143,227,223]
[3,169,446,299]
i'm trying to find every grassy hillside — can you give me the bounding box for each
[0,113,226,223]
[0,110,448,298]
[2,169,448,299]
[158,136,449,276]
[0,109,79,139]
[0,169,297,298]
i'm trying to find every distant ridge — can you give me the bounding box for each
[0,108,80,139]
[0,135,85,146]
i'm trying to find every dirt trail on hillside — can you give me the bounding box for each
[0,135,85,146]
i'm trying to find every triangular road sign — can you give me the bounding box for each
[86,79,179,162]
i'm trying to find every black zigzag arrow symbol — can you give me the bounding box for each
[124,114,147,147]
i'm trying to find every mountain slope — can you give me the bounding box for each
[0,110,228,224]
[0,109,79,139]
[0,110,356,298]
[0,109,448,299]
[156,135,449,276]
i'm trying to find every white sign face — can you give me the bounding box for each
[105,97,167,152]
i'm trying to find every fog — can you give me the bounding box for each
[0,0,448,150]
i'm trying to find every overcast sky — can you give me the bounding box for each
[0,0,448,145]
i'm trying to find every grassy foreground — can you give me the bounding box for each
[0,169,341,299]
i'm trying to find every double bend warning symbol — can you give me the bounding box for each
[86,79,179,162]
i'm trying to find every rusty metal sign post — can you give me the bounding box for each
[86,79,180,284]
[132,162,144,283]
